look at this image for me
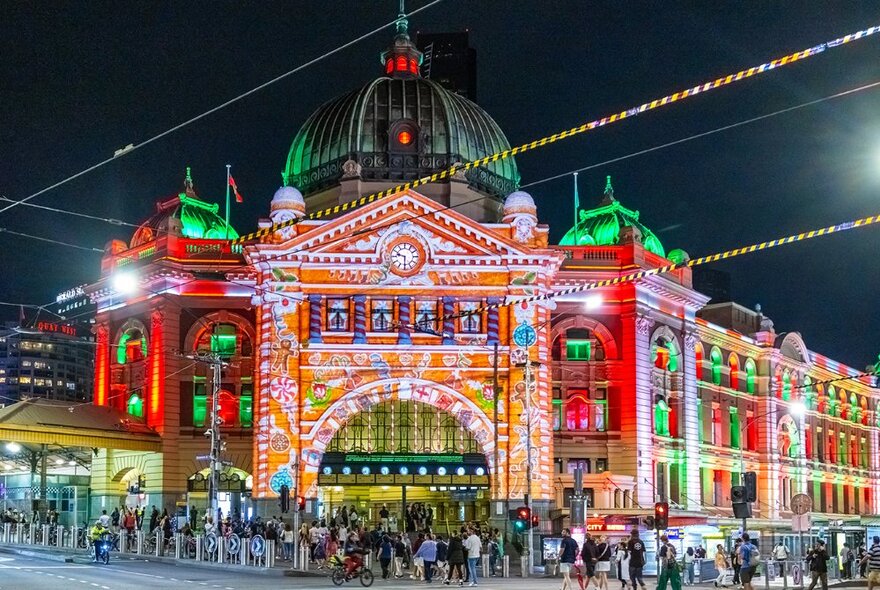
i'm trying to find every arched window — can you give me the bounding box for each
[652,336,678,372]
[710,348,723,385]
[566,394,589,431]
[694,343,704,382]
[127,393,144,418]
[195,322,251,358]
[566,328,592,361]
[117,328,147,364]
[777,416,799,459]
[728,354,740,391]
[803,376,813,408]
[745,359,757,394]
[781,370,792,401]
[654,398,670,436]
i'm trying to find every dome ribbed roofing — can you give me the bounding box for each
[130,175,238,247]
[559,177,665,257]
[283,77,519,199]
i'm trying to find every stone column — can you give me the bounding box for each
[442,297,455,344]
[397,297,412,345]
[681,329,703,511]
[353,295,367,344]
[308,295,322,344]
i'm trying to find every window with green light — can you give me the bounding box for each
[566,340,591,361]
[117,330,147,364]
[654,399,670,437]
[552,399,562,431]
[710,348,723,385]
[729,407,740,449]
[211,324,237,358]
[745,359,757,394]
[697,402,704,443]
[782,371,792,401]
[193,381,207,427]
[127,392,144,418]
[239,385,253,428]
[838,433,847,465]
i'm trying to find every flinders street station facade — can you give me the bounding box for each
[81,14,880,555]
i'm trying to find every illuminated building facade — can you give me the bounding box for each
[82,11,880,550]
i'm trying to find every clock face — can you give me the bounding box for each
[390,241,422,275]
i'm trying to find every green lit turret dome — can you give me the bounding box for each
[130,169,238,247]
[559,176,665,257]
[283,13,519,200]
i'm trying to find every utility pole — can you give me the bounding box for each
[521,348,536,575]
[181,350,228,524]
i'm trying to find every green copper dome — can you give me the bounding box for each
[130,170,238,247]
[283,14,520,203]
[559,177,665,257]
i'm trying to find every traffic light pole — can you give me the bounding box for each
[523,353,534,575]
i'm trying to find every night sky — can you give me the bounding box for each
[2,1,879,368]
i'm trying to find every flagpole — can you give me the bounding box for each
[225,164,231,240]
[573,172,579,245]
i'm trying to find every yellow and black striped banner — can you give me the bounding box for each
[231,24,880,246]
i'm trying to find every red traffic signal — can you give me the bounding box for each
[517,506,531,520]
[530,514,540,530]
[295,495,306,512]
[654,502,669,530]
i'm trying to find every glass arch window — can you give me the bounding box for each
[117,329,147,364]
[745,359,757,394]
[710,348,723,385]
[654,398,670,436]
[694,344,704,382]
[127,392,144,418]
[728,354,740,391]
[652,338,678,372]
[781,370,792,401]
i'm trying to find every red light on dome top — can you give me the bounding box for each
[397,130,413,145]
[409,58,418,75]
[396,56,407,71]
[385,59,393,74]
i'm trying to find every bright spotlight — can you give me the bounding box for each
[54,458,64,466]
[5,442,21,453]
[68,460,76,466]
[790,400,807,417]
[111,271,138,295]
[584,294,603,311]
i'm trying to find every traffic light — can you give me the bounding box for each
[530,514,540,530]
[280,485,290,513]
[296,495,306,512]
[743,472,758,503]
[513,506,530,531]
[654,502,669,530]
[731,485,747,504]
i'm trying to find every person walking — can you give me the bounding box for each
[773,542,790,580]
[841,543,854,579]
[594,535,612,590]
[436,535,449,582]
[415,533,438,583]
[281,523,294,561]
[487,535,500,577]
[379,534,394,579]
[714,544,731,587]
[731,539,742,585]
[614,541,630,590]
[464,527,482,587]
[560,528,580,590]
[684,547,696,586]
[860,536,880,590]
[393,534,407,578]
[656,534,682,590]
[806,540,829,590]
[445,530,466,586]
[626,529,647,590]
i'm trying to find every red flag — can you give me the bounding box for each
[228,175,243,203]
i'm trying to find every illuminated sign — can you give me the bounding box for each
[55,286,85,303]
[36,322,77,336]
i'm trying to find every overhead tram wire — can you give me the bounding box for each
[520,80,880,190]
[233,23,880,245]
[0,196,138,228]
[0,227,103,252]
[0,0,446,216]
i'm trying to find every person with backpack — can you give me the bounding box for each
[841,543,854,579]
[560,528,580,590]
[773,542,789,580]
[738,533,759,590]
[683,547,696,586]
[626,529,647,590]
[656,534,682,590]
[731,539,742,585]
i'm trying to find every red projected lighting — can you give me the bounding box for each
[397,130,413,145]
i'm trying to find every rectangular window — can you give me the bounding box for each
[838,433,847,466]
[566,458,590,474]
[697,402,704,443]
[712,406,722,445]
[552,399,562,431]
[370,300,393,332]
[193,382,207,427]
[596,458,608,473]
[326,298,350,331]
[239,384,253,428]
[729,407,740,449]
[562,487,595,509]
[594,400,606,432]
[861,438,868,469]
[566,340,591,361]
[458,302,481,333]
[415,301,438,333]
[747,411,758,451]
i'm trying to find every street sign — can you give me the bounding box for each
[250,535,265,557]
[226,533,240,555]
[204,532,217,554]
[195,454,211,461]
[513,324,537,347]
[792,513,811,532]
[791,493,813,515]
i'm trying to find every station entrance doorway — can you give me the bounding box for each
[316,400,491,531]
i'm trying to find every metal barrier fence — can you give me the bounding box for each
[0,524,276,570]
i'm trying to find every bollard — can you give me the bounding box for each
[41,524,49,546]
[217,537,224,564]
[503,555,510,578]
[155,530,163,557]
[2,522,9,543]
[783,560,789,590]
[300,545,310,570]
[764,559,771,590]
[136,531,144,555]
[56,525,64,549]
[266,540,275,568]
[28,523,35,544]
[240,543,247,566]
[483,557,490,578]
[521,555,529,578]
[195,535,203,561]
[119,530,128,554]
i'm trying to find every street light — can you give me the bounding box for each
[5,442,21,453]
[790,400,807,417]
[583,294,603,311]
[111,271,138,295]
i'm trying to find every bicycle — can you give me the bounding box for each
[330,555,374,587]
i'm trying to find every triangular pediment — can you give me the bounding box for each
[260,190,539,262]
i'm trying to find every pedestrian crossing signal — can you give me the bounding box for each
[513,506,530,531]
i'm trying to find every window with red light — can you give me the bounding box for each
[217,390,237,426]
[396,56,407,71]
[804,426,812,459]
[747,415,758,451]
[409,58,418,75]
[694,345,703,381]
[566,395,589,431]
[728,354,739,390]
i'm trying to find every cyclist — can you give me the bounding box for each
[344,531,366,579]
[90,520,107,562]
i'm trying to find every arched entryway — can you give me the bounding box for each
[187,467,253,522]
[316,399,491,532]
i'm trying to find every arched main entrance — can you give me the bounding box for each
[187,467,253,521]
[317,399,491,531]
